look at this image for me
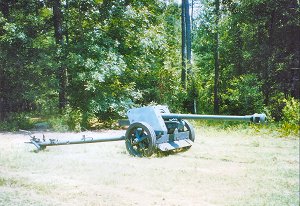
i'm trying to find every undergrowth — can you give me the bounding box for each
[0,99,299,137]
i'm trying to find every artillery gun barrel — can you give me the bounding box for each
[161,113,266,123]
[29,135,125,150]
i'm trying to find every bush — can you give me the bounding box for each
[48,116,69,132]
[280,98,300,136]
[221,74,264,115]
[0,113,34,131]
[64,107,83,132]
[266,93,286,121]
[48,106,83,132]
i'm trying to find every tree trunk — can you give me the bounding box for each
[214,0,220,114]
[65,0,69,45]
[182,0,197,113]
[184,0,192,75]
[53,0,67,109]
[181,0,192,88]
[289,0,300,99]
[0,0,9,121]
[181,0,187,89]
[262,9,276,106]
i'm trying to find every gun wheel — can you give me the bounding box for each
[125,122,156,157]
[184,120,195,142]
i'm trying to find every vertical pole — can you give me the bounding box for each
[213,0,220,114]
[181,0,187,89]
[53,0,67,109]
[185,0,192,76]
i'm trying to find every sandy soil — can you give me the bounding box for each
[0,128,299,206]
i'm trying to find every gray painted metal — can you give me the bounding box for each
[36,135,125,147]
[162,113,266,123]
[25,134,125,151]
[157,139,193,151]
[127,105,170,133]
[25,105,266,155]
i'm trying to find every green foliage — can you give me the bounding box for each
[280,98,300,136]
[221,74,264,114]
[67,49,137,120]
[265,93,287,121]
[48,116,69,132]
[0,113,34,131]
[193,0,299,116]
[63,107,83,132]
[282,98,300,124]
[48,106,83,132]
[0,0,299,131]
[193,73,214,114]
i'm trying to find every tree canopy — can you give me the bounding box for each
[0,0,299,130]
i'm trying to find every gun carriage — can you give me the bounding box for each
[26,105,266,157]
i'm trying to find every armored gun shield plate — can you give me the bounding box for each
[125,122,156,157]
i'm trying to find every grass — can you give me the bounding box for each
[0,127,299,206]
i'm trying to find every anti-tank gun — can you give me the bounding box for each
[26,105,266,157]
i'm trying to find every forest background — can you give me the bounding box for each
[0,0,299,135]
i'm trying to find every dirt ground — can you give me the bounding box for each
[0,128,299,206]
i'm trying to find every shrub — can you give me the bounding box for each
[0,113,34,131]
[221,74,264,115]
[64,107,83,132]
[48,106,83,132]
[48,116,69,132]
[280,98,300,136]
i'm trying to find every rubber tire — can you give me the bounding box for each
[125,122,156,157]
[184,120,195,142]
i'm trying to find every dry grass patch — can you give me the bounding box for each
[0,128,299,206]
